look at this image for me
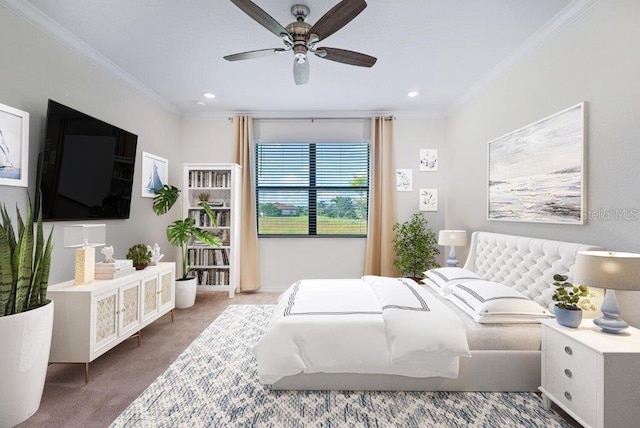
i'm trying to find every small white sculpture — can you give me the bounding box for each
[101,246,115,263]
[147,243,164,265]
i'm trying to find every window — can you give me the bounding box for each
[255,142,370,237]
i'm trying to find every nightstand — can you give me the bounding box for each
[539,319,640,428]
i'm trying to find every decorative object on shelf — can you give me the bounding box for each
[0,102,29,187]
[0,198,54,427]
[126,244,152,270]
[392,213,440,280]
[395,168,412,191]
[488,102,585,224]
[419,149,438,172]
[437,230,467,267]
[147,243,164,265]
[551,273,596,328]
[573,251,640,333]
[64,224,106,285]
[141,152,168,198]
[100,245,115,263]
[419,188,438,212]
[94,259,135,280]
[196,192,210,204]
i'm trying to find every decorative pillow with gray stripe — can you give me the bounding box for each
[422,267,480,296]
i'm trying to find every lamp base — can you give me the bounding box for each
[446,246,459,267]
[594,289,628,334]
[74,246,95,286]
[446,258,459,267]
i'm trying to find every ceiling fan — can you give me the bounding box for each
[224,0,377,85]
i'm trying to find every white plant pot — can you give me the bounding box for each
[175,277,197,309]
[0,300,54,427]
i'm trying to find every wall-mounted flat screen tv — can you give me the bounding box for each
[39,100,138,221]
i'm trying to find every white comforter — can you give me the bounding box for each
[253,276,470,384]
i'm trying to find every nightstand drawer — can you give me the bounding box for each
[543,328,598,426]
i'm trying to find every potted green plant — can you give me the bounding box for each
[126,243,151,270]
[0,199,54,427]
[552,273,596,328]
[392,213,440,280]
[152,185,221,308]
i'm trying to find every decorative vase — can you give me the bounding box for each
[175,277,198,309]
[554,305,583,328]
[0,300,54,426]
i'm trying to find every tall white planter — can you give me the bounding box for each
[175,278,197,309]
[0,301,54,427]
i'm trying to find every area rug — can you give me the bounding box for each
[111,305,570,427]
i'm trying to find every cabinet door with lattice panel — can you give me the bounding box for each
[118,280,141,337]
[92,289,118,353]
[141,275,159,322]
[159,269,174,313]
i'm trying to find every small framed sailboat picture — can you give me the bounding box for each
[141,152,168,198]
[0,102,29,187]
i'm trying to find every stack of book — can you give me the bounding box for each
[94,259,135,280]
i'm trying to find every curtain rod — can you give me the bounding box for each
[227,116,395,122]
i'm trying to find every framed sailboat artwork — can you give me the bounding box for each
[141,152,168,198]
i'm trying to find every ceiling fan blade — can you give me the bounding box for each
[308,0,367,42]
[224,48,286,61]
[293,58,309,85]
[229,0,289,39]
[315,47,377,67]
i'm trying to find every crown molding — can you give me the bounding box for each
[0,0,180,116]
[446,0,600,116]
[182,109,445,121]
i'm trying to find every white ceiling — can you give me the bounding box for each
[13,0,578,116]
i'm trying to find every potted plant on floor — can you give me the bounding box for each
[152,185,222,308]
[552,273,596,328]
[0,199,54,427]
[392,212,440,281]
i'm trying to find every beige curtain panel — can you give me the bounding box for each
[365,116,399,277]
[233,115,261,291]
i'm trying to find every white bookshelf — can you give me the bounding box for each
[183,163,242,297]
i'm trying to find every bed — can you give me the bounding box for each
[255,231,601,391]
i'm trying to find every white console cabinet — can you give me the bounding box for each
[48,262,175,382]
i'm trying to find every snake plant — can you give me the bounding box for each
[0,198,53,317]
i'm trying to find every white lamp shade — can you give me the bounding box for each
[64,224,106,248]
[573,251,640,291]
[438,230,467,247]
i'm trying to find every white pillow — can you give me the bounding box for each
[422,267,480,296]
[445,279,553,324]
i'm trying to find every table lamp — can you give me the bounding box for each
[438,230,467,267]
[64,224,106,285]
[573,250,640,334]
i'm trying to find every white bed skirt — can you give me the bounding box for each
[271,350,541,392]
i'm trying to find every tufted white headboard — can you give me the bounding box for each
[463,232,602,309]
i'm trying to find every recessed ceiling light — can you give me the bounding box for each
[196,101,206,106]
[407,91,419,98]
[203,92,216,99]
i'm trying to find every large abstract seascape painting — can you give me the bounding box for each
[488,103,585,224]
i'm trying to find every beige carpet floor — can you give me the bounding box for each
[19,291,279,428]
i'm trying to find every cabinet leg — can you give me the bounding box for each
[85,363,89,384]
[541,394,551,411]
[170,309,174,322]
[137,330,141,347]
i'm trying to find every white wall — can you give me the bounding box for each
[0,6,182,284]
[180,117,446,290]
[445,0,640,326]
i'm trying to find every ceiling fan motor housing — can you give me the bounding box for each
[287,6,312,63]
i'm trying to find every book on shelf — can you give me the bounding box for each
[94,266,136,280]
[94,259,134,273]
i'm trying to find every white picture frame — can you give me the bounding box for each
[419,188,438,211]
[396,169,413,191]
[419,149,438,171]
[0,102,29,187]
[488,102,585,224]
[141,152,168,198]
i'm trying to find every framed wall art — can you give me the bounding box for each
[0,102,29,187]
[419,149,438,171]
[419,188,438,211]
[488,102,585,224]
[141,152,168,198]
[396,169,413,191]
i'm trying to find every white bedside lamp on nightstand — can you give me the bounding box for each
[64,224,106,285]
[438,230,467,267]
[573,250,640,334]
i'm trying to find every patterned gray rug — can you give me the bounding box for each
[111,305,570,427]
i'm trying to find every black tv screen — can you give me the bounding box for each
[39,100,138,221]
